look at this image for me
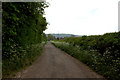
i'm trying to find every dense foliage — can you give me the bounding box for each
[47,34,56,41]
[2,2,48,77]
[52,32,120,80]
[2,2,48,59]
[64,32,120,59]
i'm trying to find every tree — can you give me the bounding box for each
[2,2,49,59]
[47,34,56,41]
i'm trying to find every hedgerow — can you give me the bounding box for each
[2,2,48,77]
[51,32,120,80]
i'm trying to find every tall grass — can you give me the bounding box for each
[2,42,46,78]
[51,41,120,80]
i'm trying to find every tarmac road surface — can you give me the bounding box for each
[16,42,104,78]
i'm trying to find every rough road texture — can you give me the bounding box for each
[16,42,104,78]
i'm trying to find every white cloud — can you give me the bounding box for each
[44,0,119,35]
[90,8,98,15]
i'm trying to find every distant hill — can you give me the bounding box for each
[46,34,82,38]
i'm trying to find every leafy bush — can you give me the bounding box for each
[51,31,120,80]
[64,32,120,59]
[2,42,46,77]
[2,2,48,77]
[2,2,48,59]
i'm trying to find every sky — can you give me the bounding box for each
[44,0,120,35]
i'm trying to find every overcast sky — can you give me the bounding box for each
[44,0,119,35]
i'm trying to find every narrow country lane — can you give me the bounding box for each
[16,42,104,78]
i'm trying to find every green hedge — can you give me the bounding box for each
[64,32,120,59]
[2,2,48,59]
[52,32,120,80]
[52,41,120,80]
[2,2,48,77]
[2,42,46,77]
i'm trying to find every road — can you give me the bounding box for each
[16,42,104,78]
